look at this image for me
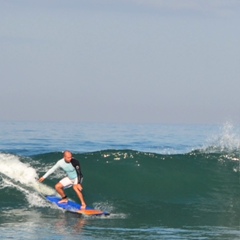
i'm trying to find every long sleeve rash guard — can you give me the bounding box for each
[42,158,83,183]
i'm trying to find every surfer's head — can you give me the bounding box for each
[63,150,72,163]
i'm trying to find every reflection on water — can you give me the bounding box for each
[1,207,240,240]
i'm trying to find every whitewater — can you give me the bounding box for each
[1,121,240,239]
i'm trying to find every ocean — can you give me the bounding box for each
[1,121,240,239]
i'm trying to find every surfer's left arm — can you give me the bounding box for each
[71,158,84,187]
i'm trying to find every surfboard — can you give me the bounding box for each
[46,195,109,216]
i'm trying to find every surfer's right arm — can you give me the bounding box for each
[39,177,45,182]
[38,161,60,183]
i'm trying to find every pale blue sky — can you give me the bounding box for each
[0,0,239,124]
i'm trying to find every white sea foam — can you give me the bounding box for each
[0,153,55,207]
[203,122,240,153]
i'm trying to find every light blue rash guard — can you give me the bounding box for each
[43,158,77,180]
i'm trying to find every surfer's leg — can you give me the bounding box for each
[56,177,73,203]
[73,184,87,209]
[55,182,68,203]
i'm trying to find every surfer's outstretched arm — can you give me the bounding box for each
[39,161,60,183]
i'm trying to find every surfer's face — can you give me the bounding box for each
[64,152,72,163]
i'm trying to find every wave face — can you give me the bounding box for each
[1,149,240,228]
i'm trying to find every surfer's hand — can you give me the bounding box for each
[39,177,45,183]
[77,184,83,191]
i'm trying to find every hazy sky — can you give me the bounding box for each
[1,0,239,124]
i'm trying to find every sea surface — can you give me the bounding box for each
[1,121,240,239]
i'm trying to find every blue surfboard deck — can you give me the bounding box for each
[46,196,109,216]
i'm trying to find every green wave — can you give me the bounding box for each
[1,150,240,227]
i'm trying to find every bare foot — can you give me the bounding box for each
[58,198,68,204]
[81,204,87,210]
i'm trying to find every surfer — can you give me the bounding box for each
[39,150,87,209]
